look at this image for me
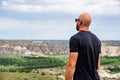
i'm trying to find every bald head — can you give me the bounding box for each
[78,12,91,27]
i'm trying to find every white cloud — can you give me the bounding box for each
[0,17,75,39]
[0,17,58,29]
[0,0,120,40]
[1,0,120,15]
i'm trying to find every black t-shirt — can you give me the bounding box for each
[69,31,101,80]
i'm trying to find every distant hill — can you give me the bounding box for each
[102,40,120,46]
[0,40,120,56]
[0,40,69,56]
[41,40,69,46]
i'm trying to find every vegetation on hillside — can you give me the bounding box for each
[0,56,120,73]
[0,56,67,72]
[101,56,120,73]
[0,56,120,80]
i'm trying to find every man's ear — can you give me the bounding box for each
[80,21,82,25]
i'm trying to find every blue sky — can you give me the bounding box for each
[0,0,120,40]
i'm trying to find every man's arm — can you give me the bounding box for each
[97,54,101,72]
[65,52,78,80]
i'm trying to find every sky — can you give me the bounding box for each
[0,0,120,40]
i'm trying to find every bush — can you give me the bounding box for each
[107,66,120,73]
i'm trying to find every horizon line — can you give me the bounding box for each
[0,39,120,41]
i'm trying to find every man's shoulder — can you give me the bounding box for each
[71,32,80,38]
[90,32,97,36]
[70,33,80,41]
[90,32,100,40]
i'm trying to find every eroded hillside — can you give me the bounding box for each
[0,40,120,56]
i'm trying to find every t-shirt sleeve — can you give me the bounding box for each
[69,36,78,52]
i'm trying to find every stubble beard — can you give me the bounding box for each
[76,24,79,31]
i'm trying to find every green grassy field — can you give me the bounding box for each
[0,72,57,80]
[101,56,120,73]
[0,56,67,72]
[0,56,120,80]
[0,56,120,73]
[101,56,120,66]
[0,56,67,80]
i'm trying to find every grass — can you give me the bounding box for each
[101,56,120,66]
[101,56,120,73]
[0,56,120,80]
[0,56,67,80]
[0,56,120,73]
[0,72,57,80]
[0,56,67,72]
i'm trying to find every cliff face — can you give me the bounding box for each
[0,40,69,56]
[101,46,120,56]
[0,40,119,56]
[101,41,120,56]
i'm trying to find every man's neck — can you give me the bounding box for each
[79,27,89,31]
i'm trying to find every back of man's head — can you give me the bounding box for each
[78,12,91,27]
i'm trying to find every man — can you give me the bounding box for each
[65,12,101,80]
